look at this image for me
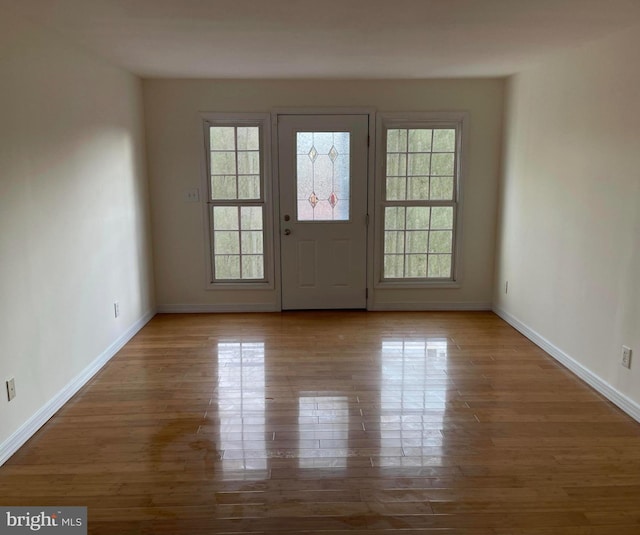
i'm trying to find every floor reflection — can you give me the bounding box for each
[8,312,634,533]
[216,341,267,476]
[379,338,448,466]
[298,395,349,469]
[213,335,453,476]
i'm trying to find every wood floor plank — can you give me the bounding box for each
[1,311,640,534]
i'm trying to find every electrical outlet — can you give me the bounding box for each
[505,280,509,294]
[622,346,632,369]
[6,378,16,401]
[184,188,200,202]
[114,301,120,318]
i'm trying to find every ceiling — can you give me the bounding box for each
[5,0,640,78]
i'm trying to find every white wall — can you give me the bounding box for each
[0,12,155,451]
[494,26,640,412]
[143,79,504,311]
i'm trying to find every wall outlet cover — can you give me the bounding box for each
[6,378,16,401]
[622,346,632,369]
[185,188,200,202]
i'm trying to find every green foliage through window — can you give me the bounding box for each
[208,124,265,281]
[382,127,458,280]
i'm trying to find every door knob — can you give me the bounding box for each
[284,229,291,235]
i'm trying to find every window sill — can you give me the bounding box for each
[206,281,275,291]
[374,280,462,290]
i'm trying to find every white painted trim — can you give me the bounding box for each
[371,302,491,311]
[0,309,156,467]
[270,112,283,312]
[198,113,275,290]
[373,111,469,287]
[375,281,462,290]
[157,303,279,313]
[272,109,376,310]
[366,111,377,311]
[271,107,376,117]
[494,306,640,424]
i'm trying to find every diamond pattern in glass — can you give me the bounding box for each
[296,132,350,221]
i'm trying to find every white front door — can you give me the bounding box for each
[278,114,369,310]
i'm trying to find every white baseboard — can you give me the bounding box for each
[370,302,492,311]
[0,309,156,467]
[160,303,492,313]
[157,303,280,313]
[493,305,640,424]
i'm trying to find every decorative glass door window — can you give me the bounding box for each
[381,124,461,281]
[296,132,350,221]
[207,124,266,281]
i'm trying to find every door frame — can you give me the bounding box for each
[270,108,376,311]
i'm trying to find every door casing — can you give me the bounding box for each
[271,109,376,311]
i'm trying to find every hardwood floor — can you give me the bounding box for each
[2,311,640,534]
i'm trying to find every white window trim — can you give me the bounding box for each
[373,111,468,289]
[199,112,275,290]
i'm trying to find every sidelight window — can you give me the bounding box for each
[377,113,466,284]
[203,115,272,284]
